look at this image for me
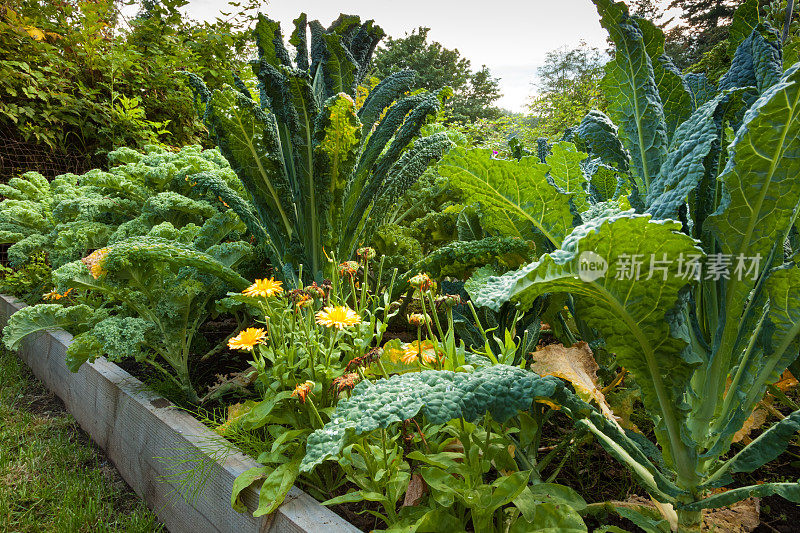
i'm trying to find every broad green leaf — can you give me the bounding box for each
[726,409,800,475]
[518,483,588,512]
[636,17,693,138]
[439,147,574,247]
[547,142,590,212]
[684,73,716,109]
[727,0,759,58]
[646,91,737,219]
[709,265,800,456]
[574,110,630,173]
[474,214,703,476]
[3,304,94,350]
[719,25,783,94]
[700,64,800,420]
[509,500,587,533]
[231,466,268,513]
[681,482,800,511]
[301,365,576,472]
[253,456,301,517]
[593,0,668,194]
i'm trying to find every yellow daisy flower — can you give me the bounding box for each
[243,277,283,298]
[228,327,267,351]
[400,341,440,365]
[315,305,362,329]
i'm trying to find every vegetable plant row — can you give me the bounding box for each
[1,0,798,531]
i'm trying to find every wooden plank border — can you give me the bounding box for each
[0,294,359,533]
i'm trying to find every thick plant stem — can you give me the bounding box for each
[677,508,702,529]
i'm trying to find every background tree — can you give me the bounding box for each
[666,0,739,65]
[372,27,503,123]
[526,41,606,137]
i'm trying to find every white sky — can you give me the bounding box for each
[147,0,678,112]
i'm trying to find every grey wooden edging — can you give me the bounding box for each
[0,295,359,533]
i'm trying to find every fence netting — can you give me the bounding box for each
[0,123,100,265]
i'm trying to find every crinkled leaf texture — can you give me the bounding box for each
[438,147,575,248]
[301,365,571,472]
[474,214,703,475]
[593,0,668,193]
[3,304,94,351]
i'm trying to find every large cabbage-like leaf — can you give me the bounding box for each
[301,366,569,471]
[439,147,574,247]
[547,142,590,212]
[646,90,744,219]
[699,64,800,422]
[719,25,782,94]
[593,0,668,194]
[474,215,703,476]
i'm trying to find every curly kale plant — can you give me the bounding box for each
[472,0,800,527]
[0,144,243,270]
[184,14,453,281]
[4,212,252,403]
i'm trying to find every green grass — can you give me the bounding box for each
[0,347,164,532]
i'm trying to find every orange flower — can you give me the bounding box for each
[43,287,73,300]
[292,381,315,403]
[407,313,429,327]
[315,305,362,329]
[409,272,436,292]
[228,327,267,351]
[331,373,361,394]
[243,278,283,298]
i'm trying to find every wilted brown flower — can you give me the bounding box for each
[346,347,383,372]
[331,373,361,394]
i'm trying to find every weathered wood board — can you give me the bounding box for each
[0,294,359,533]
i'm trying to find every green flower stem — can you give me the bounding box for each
[306,397,325,429]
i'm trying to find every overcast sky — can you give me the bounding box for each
[150,0,675,112]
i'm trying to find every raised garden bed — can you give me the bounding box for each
[0,294,359,533]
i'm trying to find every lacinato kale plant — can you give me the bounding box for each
[472,0,800,527]
[183,13,453,282]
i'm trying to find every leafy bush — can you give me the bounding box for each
[0,0,251,156]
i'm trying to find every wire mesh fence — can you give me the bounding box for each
[0,123,100,265]
[0,123,98,183]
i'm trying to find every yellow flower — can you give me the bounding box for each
[291,381,315,403]
[315,305,362,329]
[43,288,72,301]
[82,248,109,279]
[243,277,283,298]
[400,341,440,365]
[228,327,267,351]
